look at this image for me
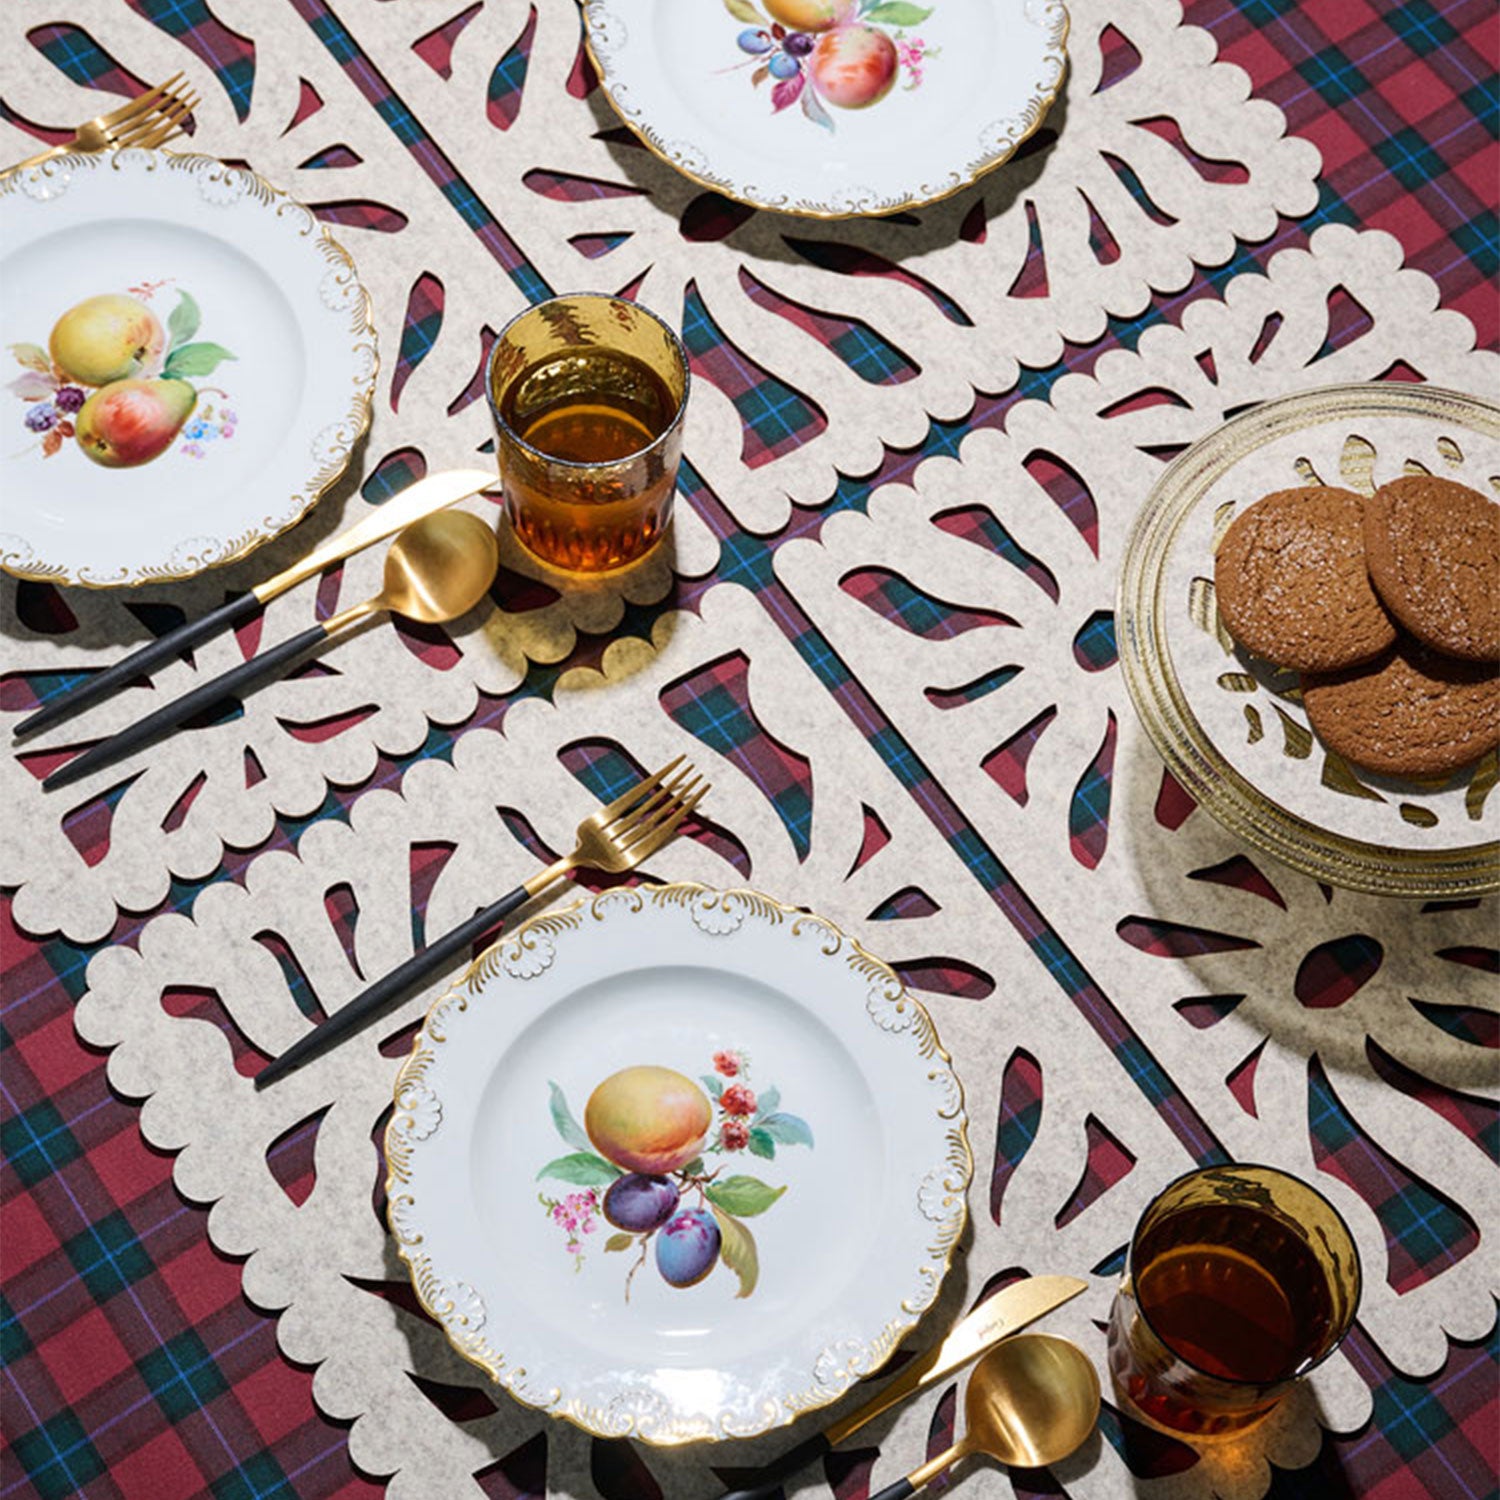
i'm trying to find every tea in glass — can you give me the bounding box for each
[1107,1164,1360,1438]
[486,295,689,574]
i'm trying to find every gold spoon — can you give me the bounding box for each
[868,1335,1101,1500]
[44,510,500,791]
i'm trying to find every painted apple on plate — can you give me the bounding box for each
[9,283,237,468]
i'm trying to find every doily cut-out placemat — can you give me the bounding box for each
[1,1,1495,1498]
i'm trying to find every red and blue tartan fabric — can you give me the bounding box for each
[2,0,1497,1496]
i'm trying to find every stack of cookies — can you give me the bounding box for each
[1214,474,1500,779]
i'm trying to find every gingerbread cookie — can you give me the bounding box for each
[1301,637,1500,778]
[1214,486,1395,672]
[1363,474,1500,661]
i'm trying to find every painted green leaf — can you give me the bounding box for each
[705,1174,786,1217]
[167,290,200,351]
[711,1206,759,1298]
[863,2,933,22]
[723,0,768,22]
[548,1081,593,1151]
[681,1157,706,1177]
[8,343,50,374]
[162,341,236,378]
[759,1112,814,1148]
[701,1074,725,1099]
[752,1086,780,1121]
[604,1232,634,1252]
[748,1128,775,1160]
[535,1152,621,1186]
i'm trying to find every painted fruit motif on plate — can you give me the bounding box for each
[537,1050,814,1300]
[9,283,237,468]
[724,0,938,131]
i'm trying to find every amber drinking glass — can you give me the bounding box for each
[1107,1164,1361,1439]
[485,294,690,574]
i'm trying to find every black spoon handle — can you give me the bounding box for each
[42,623,329,793]
[868,1480,917,1500]
[15,591,260,739]
[254,884,534,1090]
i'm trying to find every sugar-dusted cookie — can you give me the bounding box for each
[1363,474,1500,661]
[1214,486,1396,672]
[1301,637,1500,778]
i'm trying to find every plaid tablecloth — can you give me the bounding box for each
[2,0,1497,1497]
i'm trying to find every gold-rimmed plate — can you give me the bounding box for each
[584,0,1068,218]
[0,149,376,588]
[1118,382,1500,899]
[385,883,971,1443]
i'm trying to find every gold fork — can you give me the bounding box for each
[255,756,709,1088]
[6,74,199,174]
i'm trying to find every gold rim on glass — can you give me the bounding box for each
[484,292,691,472]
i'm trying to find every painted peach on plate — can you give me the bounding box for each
[809,24,899,107]
[585,1064,712,1175]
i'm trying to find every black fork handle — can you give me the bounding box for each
[254,883,536,1090]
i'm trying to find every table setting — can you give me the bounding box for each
[1,0,1495,1497]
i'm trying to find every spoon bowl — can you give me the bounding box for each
[869,1333,1100,1500]
[962,1333,1101,1470]
[372,509,499,624]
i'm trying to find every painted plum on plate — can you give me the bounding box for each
[9,284,236,466]
[537,1050,813,1299]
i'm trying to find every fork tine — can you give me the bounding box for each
[134,101,195,150]
[618,776,706,851]
[115,90,196,150]
[608,765,697,835]
[621,786,709,862]
[112,109,178,150]
[133,117,189,152]
[111,88,191,137]
[595,755,685,822]
[96,73,183,131]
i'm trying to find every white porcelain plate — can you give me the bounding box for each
[386,884,971,1443]
[584,0,1069,217]
[0,150,376,588]
[1119,383,1500,899]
